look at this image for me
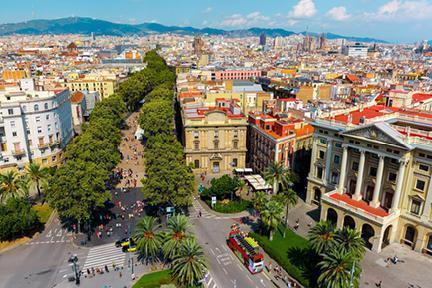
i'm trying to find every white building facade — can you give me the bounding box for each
[0,89,74,170]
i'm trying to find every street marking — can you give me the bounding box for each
[81,243,126,271]
[210,248,215,256]
[222,245,228,252]
[222,267,228,275]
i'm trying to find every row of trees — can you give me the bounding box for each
[254,162,365,287]
[46,94,126,230]
[138,52,194,207]
[134,215,208,286]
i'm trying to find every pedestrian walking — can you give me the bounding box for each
[199,210,202,218]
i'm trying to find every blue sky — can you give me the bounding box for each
[1,0,431,43]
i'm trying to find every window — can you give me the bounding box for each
[22,106,26,112]
[331,172,339,184]
[232,158,238,167]
[410,199,422,215]
[27,130,30,135]
[416,179,426,191]
[193,131,199,139]
[194,141,199,151]
[335,142,342,148]
[44,103,48,110]
[316,167,323,179]
[233,140,238,149]
[419,164,429,172]
[369,167,377,177]
[36,116,41,122]
[42,158,48,165]
[352,161,359,171]
[194,159,200,168]
[12,131,17,137]
[318,150,325,159]
[34,104,39,111]
[234,130,238,138]
[47,124,52,132]
[319,138,327,144]
[37,126,42,134]
[7,108,13,115]
[214,140,219,149]
[334,155,341,164]
[214,130,219,139]
[52,156,57,162]
[46,114,50,120]
[10,121,15,128]
[388,172,397,182]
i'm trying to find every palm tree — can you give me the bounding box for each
[25,163,49,199]
[235,179,247,198]
[135,216,163,262]
[162,214,190,259]
[318,249,359,288]
[264,161,288,194]
[252,191,267,213]
[0,171,27,202]
[273,187,298,238]
[335,227,365,260]
[171,238,208,287]
[261,200,284,240]
[308,221,337,254]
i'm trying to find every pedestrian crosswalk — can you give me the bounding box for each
[204,272,218,288]
[81,243,126,272]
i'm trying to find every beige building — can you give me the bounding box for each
[306,109,432,255]
[63,77,118,99]
[180,99,248,176]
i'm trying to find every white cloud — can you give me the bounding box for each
[220,14,248,27]
[202,7,213,14]
[326,6,351,21]
[288,0,317,18]
[373,0,432,20]
[287,19,299,27]
[220,11,270,27]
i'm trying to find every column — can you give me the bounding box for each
[421,175,432,221]
[391,159,408,212]
[353,149,366,201]
[338,145,349,194]
[308,137,318,178]
[371,155,385,208]
[324,139,333,185]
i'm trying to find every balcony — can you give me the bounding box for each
[322,190,399,226]
[49,139,61,147]
[38,143,50,149]
[12,149,26,156]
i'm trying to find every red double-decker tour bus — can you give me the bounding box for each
[227,224,264,274]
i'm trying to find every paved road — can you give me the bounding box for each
[0,217,79,288]
[190,200,277,288]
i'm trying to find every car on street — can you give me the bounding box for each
[115,237,135,248]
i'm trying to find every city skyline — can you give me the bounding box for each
[1,0,432,43]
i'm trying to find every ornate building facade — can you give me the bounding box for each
[306,109,432,254]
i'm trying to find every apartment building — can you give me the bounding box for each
[248,112,313,175]
[63,73,118,99]
[0,89,74,170]
[306,105,432,254]
[180,99,248,176]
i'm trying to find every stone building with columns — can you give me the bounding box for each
[306,105,432,254]
[180,98,248,176]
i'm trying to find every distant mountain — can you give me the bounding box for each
[0,17,387,43]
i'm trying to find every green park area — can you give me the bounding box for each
[32,203,53,224]
[251,226,310,287]
[132,270,174,288]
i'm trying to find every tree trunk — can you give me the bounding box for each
[273,180,278,194]
[283,204,289,238]
[36,180,41,198]
[269,229,273,241]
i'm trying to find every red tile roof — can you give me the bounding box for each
[330,193,389,217]
[71,91,85,103]
[412,93,432,104]
[334,105,399,125]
